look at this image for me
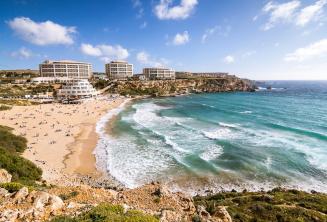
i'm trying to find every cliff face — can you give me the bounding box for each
[107,77,255,97]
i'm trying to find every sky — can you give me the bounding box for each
[0,0,327,80]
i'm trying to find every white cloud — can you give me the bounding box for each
[140,21,147,29]
[80,43,102,56]
[11,47,33,59]
[261,0,327,30]
[136,51,168,67]
[242,50,257,58]
[154,0,198,20]
[201,25,231,43]
[8,17,76,45]
[80,43,129,62]
[172,31,189,45]
[223,55,235,64]
[296,0,327,26]
[262,0,301,30]
[132,0,144,18]
[284,38,327,62]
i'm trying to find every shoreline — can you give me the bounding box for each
[0,96,127,186]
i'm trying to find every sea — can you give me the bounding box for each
[94,81,327,194]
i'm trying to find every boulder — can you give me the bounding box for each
[13,187,29,204]
[160,210,182,222]
[49,195,64,212]
[212,206,232,222]
[33,191,50,211]
[196,205,211,220]
[0,169,12,183]
[122,204,130,214]
[0,188,8,197]
[0,209,19,222]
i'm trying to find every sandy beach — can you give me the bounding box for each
[0,96,126,185]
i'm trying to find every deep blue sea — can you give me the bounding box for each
[95,81,327,194]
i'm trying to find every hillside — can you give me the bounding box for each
[106,77,255,97]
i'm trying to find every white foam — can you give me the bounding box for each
[203,128,234,140]
[200,145,223,161]
[93,99,131,176]
[239,110,252,114]
[218,122,239,128]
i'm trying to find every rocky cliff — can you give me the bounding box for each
[107,77,255,97]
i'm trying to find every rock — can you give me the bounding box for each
[107,189,119,199]
[122,204,130,214]
[49,195,64,212]
[13,187,29,204]
[212,206,232,222]
[0,188,8,197]
[0,169,12,183]
[0,209,18,222]
[67,201,85,209]
[197,205,211,220]
[33,191,50,211]
[160,210,182,222]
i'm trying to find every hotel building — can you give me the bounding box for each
[105,61,133,80]
[143,68,175,80]
[57,79,97,98]
[39,60,92,79]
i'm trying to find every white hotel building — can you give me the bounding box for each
[105,61,133,80]
[143,68,175,80]
[57,79,97,98]
[39,60,92,79]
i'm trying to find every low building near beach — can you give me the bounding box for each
[39,60,93,79]
[31,77,76,84]
[143,67,175,80]
[57,79,98,99]
[105,61,133,80]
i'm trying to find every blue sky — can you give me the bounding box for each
[0,0,327,80]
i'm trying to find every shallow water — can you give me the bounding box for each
[95,81,327,194]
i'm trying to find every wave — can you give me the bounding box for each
[202,128,234,140]
[266,123,327,141]
[239,110,252,114]
[200,145,223,161]
[218,122,240,128]
[94,99,131,174]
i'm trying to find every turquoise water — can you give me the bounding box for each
[97,81,327,193]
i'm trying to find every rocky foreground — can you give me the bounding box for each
[106,77,255,97]
[1,167,327,222]
[0,168,231,222]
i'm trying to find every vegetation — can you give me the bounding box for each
[0,84,54,98]
[0,99,39,106]
[93,79,110,89]
[59,191,79,201]
[0,182,29,193]
[194,188,327,222]
[0,125,42,185]
[119,87,161,96]
[50,204,159,222]
[0,104,11,111]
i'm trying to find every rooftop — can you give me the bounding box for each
[42,60,91,65]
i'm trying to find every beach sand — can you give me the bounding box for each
[0,96,126,185]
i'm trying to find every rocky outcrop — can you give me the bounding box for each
[107,77,256,97]
[0,169,12,183]
[0,187,65,222]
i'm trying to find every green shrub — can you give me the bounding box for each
[0,125,42,185]
[0,182,24,192]
[0,105,11,111]
[59,191,79,201]
[0,125,27,153]
[0,147,42,182]
[194,190,327,222]
[50,204,159,222]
